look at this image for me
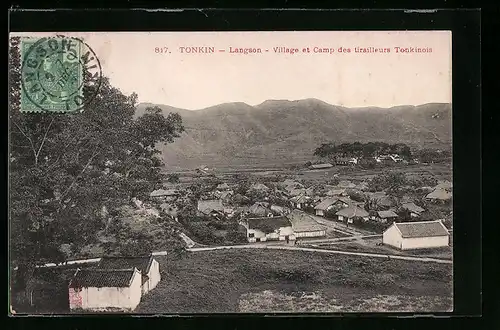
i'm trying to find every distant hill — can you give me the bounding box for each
[136,99,452,170]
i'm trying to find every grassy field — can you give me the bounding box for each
[310,239,453,260]
[136,249,452,313]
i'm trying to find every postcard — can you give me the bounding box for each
[9,30,452,314]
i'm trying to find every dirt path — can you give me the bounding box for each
[186,244,452,264]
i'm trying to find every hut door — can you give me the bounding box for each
[69,289,83,309]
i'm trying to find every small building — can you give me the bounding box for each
[314,197,352,217]
[434,180,452,190]
[290,194,311,209]
[287,188,307,197]
[197,199,224,216]
[335,157,352,166]
[68,268,142,312]
[270,204,288,216]
[159,203,178,221]
[326,188,348,197]
[309,163,333,170]
[382,220,450,250]
[337,181,357,189]
[149,189,178,201]
[249,183,270,192]
[425,188,452,203]
[373,210,398,223]
[248,202,273,217]
[287,210,327,238]
[335,206,369,223]
[97,255,161,296]
[217,190,234,202]
[216,183,231,190]
[244,216,295,243]
[401,202,425,218]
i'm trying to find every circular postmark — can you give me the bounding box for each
[20,35,102,112]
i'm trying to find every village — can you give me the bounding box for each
[12,151,453,314]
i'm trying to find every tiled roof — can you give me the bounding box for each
[394,220,450,238]
[290,194,310,203]
[402,202,425,214]
[314,198,338,210]
[68,269,136,288]
[326,188,346,196]
[425,188,452,200]
[287,211,326,232]
[335,206,369,218]
[197,199,224,214]
[150,189,177,197]
[250,183,270,191]
[247,216,291,233]
[98,255,153,274]
[377,210,398,218]
[310,163,333,169]
[249,202,271,216]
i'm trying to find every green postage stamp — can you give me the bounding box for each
[20,36,102,113]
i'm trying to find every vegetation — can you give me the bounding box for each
[9,37,185,295]
[166,173,180,184]
[368,172,408,192]
[135,250,452,313]
[314,142,412,159]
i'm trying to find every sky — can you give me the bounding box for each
[12,31,452,110]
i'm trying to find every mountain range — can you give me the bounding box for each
[135,99,452,170]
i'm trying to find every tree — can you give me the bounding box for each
[9,37,185,292]
[167,173,180,184]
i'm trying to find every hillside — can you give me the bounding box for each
[136,99,452,170]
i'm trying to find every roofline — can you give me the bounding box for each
[68,268,81,288]
[391,222,404,237]
[129,267,140,287]
[396,219,444,225]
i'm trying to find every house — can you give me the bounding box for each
[335,206,369,223]
[349,157,358,165]
[149,189,178,201]
[197,199,225,216]
[309,163,333,170]
[243,216,295,243]
[216,183,231,190]
[159,203,178,221]
[372,210,398,223]
[231,193,251,205]
[367,192,396,210]
[304,187,315,196]
[287,210,327,238]
[290,194,311,209]
[434,180,452,190]
[68,268,142,312]
[354,182,369,191]
[248,202,273,217]
[215,190,234,202]
[401,202,425,218]
[425,188,452,202]
[249,183,270,192]
[281,180,304,191]
[97,255,161,296]
[382,220,450,250]
[314,197,352,217]
[326,188,348,197]
[338,180,356,189]
[288,188,307,197]
[335,157,352,166]
[270,204,288,216]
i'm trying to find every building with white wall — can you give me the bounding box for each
[243,216,295,242]
[97,255,161,295]
[68,268,142,312]
[382,220,450,250]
